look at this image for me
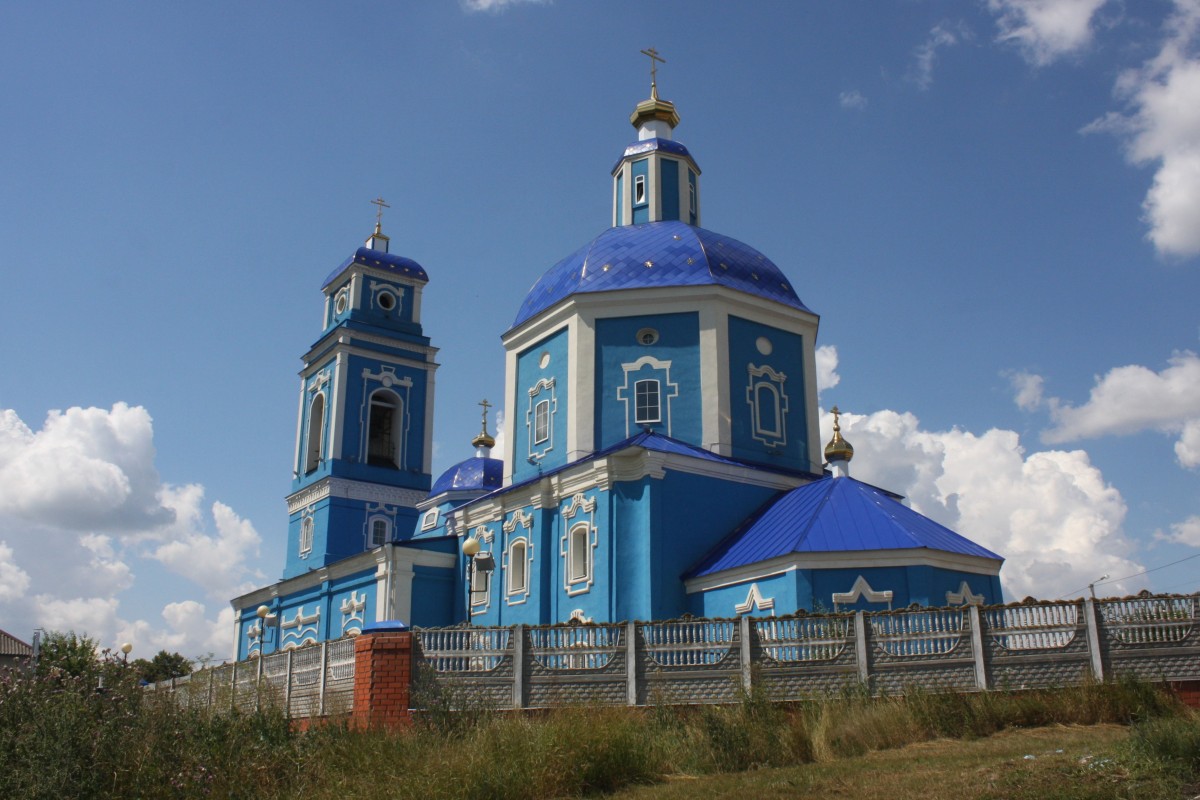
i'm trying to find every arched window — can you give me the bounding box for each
[508,540,528,595]
[305,394,326,474]
[367,390,401,468]
[754,384,782,438]
[299,517,314,556]
[568,523,590,584]
[370,518,389,548]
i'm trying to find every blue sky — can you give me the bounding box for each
[1,0,1198,659]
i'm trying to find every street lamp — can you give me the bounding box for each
[1088,575,1110,600]
[256,604,278,653]
[119,642,132,665]
[462,536,495,613]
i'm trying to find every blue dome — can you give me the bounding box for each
[430,456,503,497]
[512,221,811,329]
[322,247,429,289]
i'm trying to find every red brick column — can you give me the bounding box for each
[352,630,414,729]
[1169,679,1200,709]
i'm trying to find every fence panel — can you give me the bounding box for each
[526,625,627,707]
[638,619,741,705]
[1101,594,1200,681]
[982,601,1092,688]
[413,626,516,709]
[868,608,976,694]
[755,614,860,698]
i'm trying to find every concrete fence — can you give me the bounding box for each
[146,593,1200,723]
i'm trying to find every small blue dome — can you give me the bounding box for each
[322,247,429,289]
[512,221,811,329]
[430,456,503,497]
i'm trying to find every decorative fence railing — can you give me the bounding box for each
[145,593,1200,716]
[144,637,356,718]
[413,593,1200,711]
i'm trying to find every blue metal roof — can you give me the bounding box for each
[688,477,1003,579]
[321,247,429,289]
[610,137,698,173]
[511,221,812,329]
[430,456,504,496]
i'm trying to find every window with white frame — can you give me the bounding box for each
[420,508,439,531]
[634,174,646,205]
[299,517,314,556]
[470,555,491,605]
[367,390,401,468]
[370,518,388,548]
[568,523,590,584]
[533,398,550,444]
[634,379,661,424]
[507,539,528,595]
[305,394,326,473]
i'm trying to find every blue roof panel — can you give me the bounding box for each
[611,137,699,173]
[430,456,504,496]
[512,221,811,329]
[688,477,1003,578]
[322,247,429,289]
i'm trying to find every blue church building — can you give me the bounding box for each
[231,73,1003,659]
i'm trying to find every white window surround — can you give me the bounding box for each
[560,493,597,596]
[746,363,789,449]
[533,399,550,444]
[616,355,679,437]
[368,516,390,548]
[359,367,413,469]
[634,174,646,205]
[507,538,530,596]
[305,393,327,474]
[502,509,534,605]
[420,508,439,531]
[299,516,314,557]
[526,377,557,459]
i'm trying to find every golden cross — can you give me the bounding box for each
[640,47,665,89]
[479,398,493,434]
[371,196,390,230]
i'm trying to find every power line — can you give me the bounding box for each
[1056,551,1200,599]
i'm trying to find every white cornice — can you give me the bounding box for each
[322,263,429,295]
[231,543,454,608]
[684,549,1003,595]
[287,477,428,515]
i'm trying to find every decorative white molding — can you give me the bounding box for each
[947,581,984,606]
[286,477,426,515]
[340,590,367,635]
[504,536,533,605]
[734,583,776,615]
[746,362,789,448]
[281,606,321,629]
[568,608,593,624]
[561,493,598,596]
[526,377,557,459]
[832,576,893,609]
[420,508,439,531]
[502,508,534,533]
[615,355,679,437]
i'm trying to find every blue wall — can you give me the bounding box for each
[660,158,679,221]
[727,315,809,471]
[512,327,569,483]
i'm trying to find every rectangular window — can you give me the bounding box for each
[634,379,661,424]
[370,519,388,547]
[533,399,550,444]
[470,558,490,605]
[299,518,314,556]
[568,524,589,584]
[420,508,439,531]
[634,174,646,205]
[508,541,528,595]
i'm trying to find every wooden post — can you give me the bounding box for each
[1084,598,1105,681]
[625,621,638,706]
[512,625,525,709]
[968,604,989,691]
[739,615,753,692]
[854,612,870,687]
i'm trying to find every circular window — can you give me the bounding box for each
[377,291,396,311]
[637,328,659,346]
[756,336,773,356]
[334,292,348,315]
[539,352,551,369]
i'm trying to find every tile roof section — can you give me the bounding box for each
[610,137,698,173]
[430,456,504,497]
[0,628,32,657]
[511,221,812,329]
[321,247,429,289]
[688,477,1003,579]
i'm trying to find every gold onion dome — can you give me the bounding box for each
[472,399,496,450]
[630,82,680,130]
[824,406,854,463]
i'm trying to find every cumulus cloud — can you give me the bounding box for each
[988,0,1109,65]
[910,21,972,90]
[839,90,868,110]
[1008,370,1046,411]
[492,408,507,465]
[1030,351,1200,467]
[1161,514,1200,546]
[0,405,261,660]
[815,345,841,394]
[1082,1,1200,257]
[821,407,1142,600]
[461,0,550,12]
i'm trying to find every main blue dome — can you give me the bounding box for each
[512,221,811,328]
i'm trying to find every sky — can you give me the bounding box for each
[1,0,1199,661]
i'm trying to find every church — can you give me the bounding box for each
[231,63,1004,659]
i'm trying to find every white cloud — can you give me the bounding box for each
[0,405,259,661]
[839,90,868,110]
[461,0,550,13]
[1033,352,1200,467]
[1161,514,1200,546]
[0,541,30,601]
[492,408,507,466]
[910,21,972,91]
[149,486,262,600]
[822,407,1142,600]
[988,0,1109,66]
[816,345,841,394]
[1082,1,1200,257]
[1008,370,1046,411]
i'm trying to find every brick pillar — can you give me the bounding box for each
[352,630,414,729]
[1170,679,1200,709]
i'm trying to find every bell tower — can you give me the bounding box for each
[283,199,439,579]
